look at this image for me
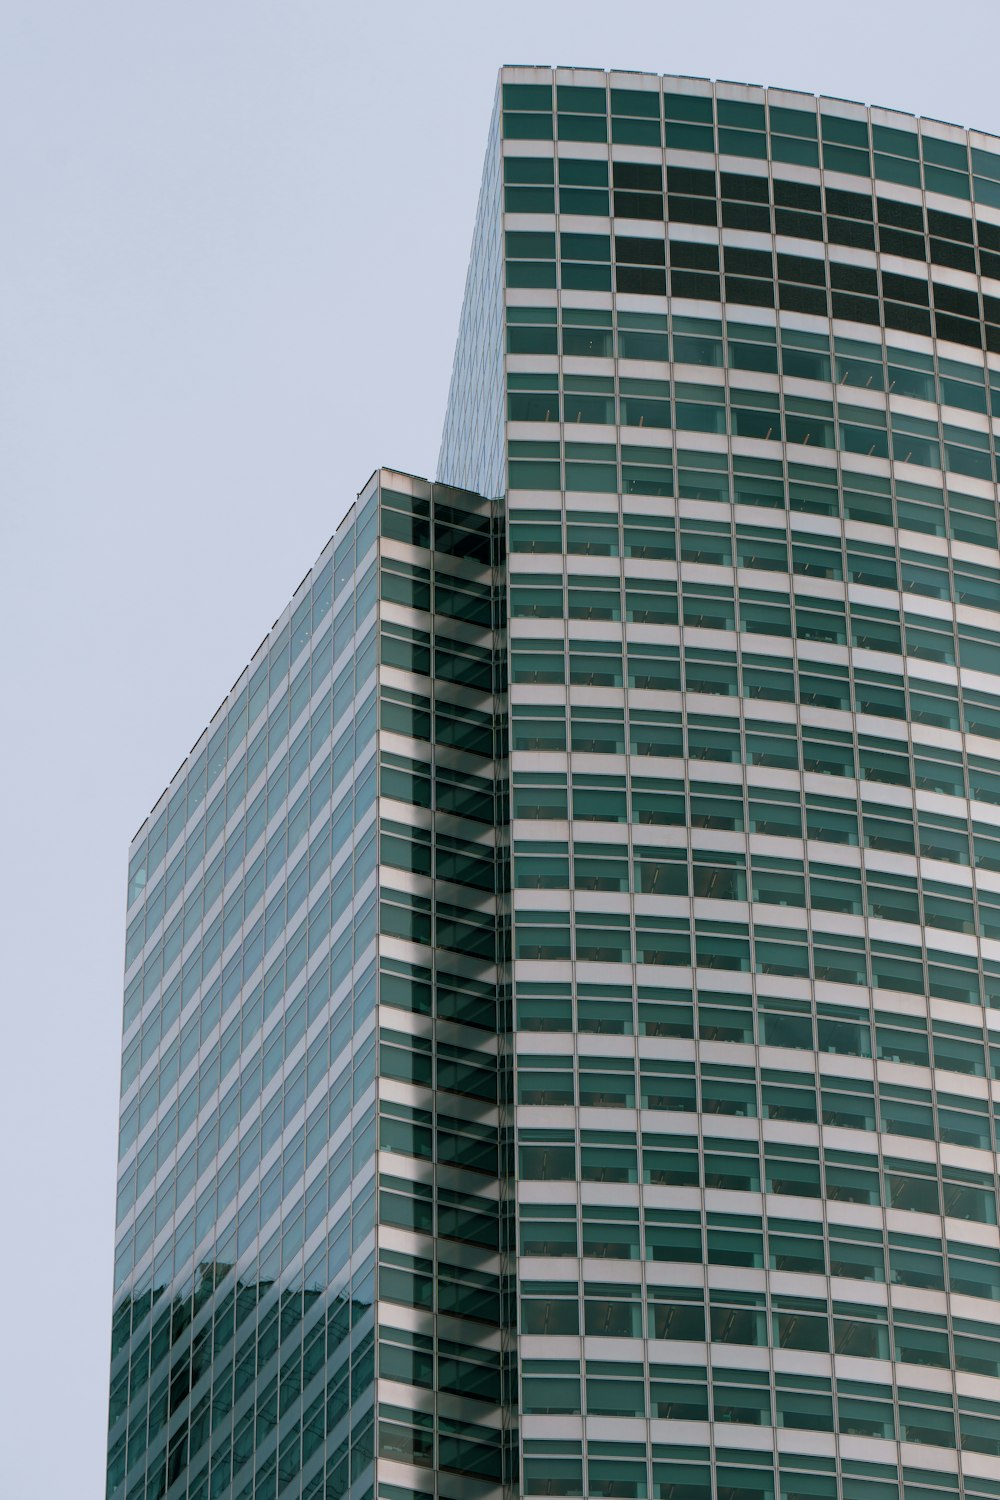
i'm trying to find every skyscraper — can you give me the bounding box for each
[109,65,1000,1500]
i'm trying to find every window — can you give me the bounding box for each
[770,1216,825,1273]
[664,91,713,151]
[521,1280,579,1336]
[725,245,775,307]
[770,103,819,164]
[674,314,723,367]
[670,238,719,300]
[566,443,618,495]
[822,113,871,179]
[611,87,661,146]
[505,229,556,288]
[618,310,669,362]
[620,377,671,429]
[522,1358,581,1413]
[776,1371,834,1433]
[810,843,864,933]
[502,81,553,140]
[838,1379,895,1440]
[557,83,607,144]
[616,233,666,295]
[506,304,558,356]
[587,1360,646,1417]
[778,252,828,316]
[668,164,717,226]
[923,133,971,200]
[504,156,555,214]
[584,1281,643,1337]
[583,1202,640,1257]
[889,1229,945,1291]
[722,169,770,230]
[772,1295,830,1352]
[563,373,614,424]
[561,231,611,291]
[514,841,569,890]
[613,159,663,219]
[710,1289,767,1345]
[827,186,875,252]
[562,305,612,357]
[829,1220,885,1280]
[512,702,566,750]
[822,1073,876,1132]
[774,176,822,237]
[511,574,562,620]
[717,98,767,158]
[874,121,920,187]
[650,1364,708,1419]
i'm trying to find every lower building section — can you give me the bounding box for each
[108,473,512,1500]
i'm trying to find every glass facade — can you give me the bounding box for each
[110,63,1000,1500]
[107,472,505,1500]
[442,64,1000,1500]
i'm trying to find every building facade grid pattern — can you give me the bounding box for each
[108,64,1000,1500]
[490,65,1000,1500]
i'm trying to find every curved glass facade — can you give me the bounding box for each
[443,64,1000,1500]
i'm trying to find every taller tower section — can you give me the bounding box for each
[441,64,1000,1500]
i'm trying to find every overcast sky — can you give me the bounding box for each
[3,1,1000,1493]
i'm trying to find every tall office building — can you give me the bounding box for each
[108,65,1000,1500]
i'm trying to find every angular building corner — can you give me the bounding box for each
[109,63,1000,1500]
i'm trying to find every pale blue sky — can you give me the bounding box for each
[2,1,999,1492]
